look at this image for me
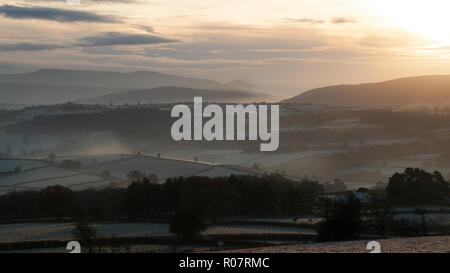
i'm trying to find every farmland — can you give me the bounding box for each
[4,103,450,191]
[0,221,316,244]
[218,236,450,253]
[0,154,259,194]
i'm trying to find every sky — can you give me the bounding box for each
[0,0,449,95]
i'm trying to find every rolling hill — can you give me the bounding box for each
[77,86,273,104]
[0,81,124,104]
[0,155,259,195]
[0,69,268,105]
[284,75,450,106]
[0,69,262,91]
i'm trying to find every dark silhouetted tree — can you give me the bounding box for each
[365,197,393,238]
[72,221,98,253]
[126,170,145,182]
[169,210,207,240]
[317,193,362,241]
[38,185,76,219]
[387,168,450,204]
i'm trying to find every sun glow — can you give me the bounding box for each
[368,0,450,43]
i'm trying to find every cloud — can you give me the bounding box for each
[23,0,139,4]
[422,45,450,51]
[0,43,64,51]
[331,17,357,24]
[0,5,119,23]
[357,28,428,49]
[284,18,324,25]
[140,26,155,33]
[76,32,179,47]
[0,32,177,52]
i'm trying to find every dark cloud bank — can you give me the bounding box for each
[0,4,119,23]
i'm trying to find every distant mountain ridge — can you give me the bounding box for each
[0,81,123,104]
[0,69,268,105]
[0,69,261,91]
[78,86,273,104]
[284,75,450,106]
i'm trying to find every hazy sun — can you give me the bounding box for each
[369,0,450,43]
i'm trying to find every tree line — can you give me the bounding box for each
[0,168,448,241]
[0,174,324,223]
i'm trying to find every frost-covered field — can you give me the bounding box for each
[204,225,316,235]
[0,222,317,244]
[0,223,78,242]
[394,213,450,225]
[245,151,340,168]
[0,222,171,243]
[195,166,256,178]
[219,236,450,253]
[0,167,75,186]
[54,154,131,167]
[0,159,47,172]
[391,205,450,212]
[159,150,339,168]
[338,166,404,176]
[198,152,262,166]
[0,158,115,193]
[84,156,213,180]
[0,155,259,193]
[237,217,322,225]
[161,150,261,165]
[24,175,105,189]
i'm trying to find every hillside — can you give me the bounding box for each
[284,75,450,106]
[0,69,260,92]
[78,86,273,104]
[0,69,268,105]
[0,155,258,195]
[0,81,124,104]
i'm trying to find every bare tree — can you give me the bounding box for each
[72,221,98,253]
